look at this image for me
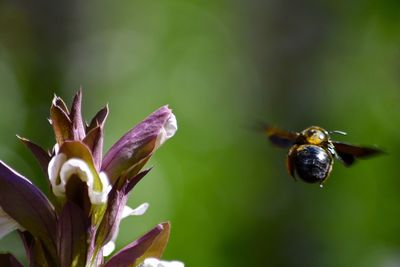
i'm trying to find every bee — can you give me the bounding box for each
[264,125,383,187]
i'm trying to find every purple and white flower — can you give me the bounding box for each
[0,90,181,267]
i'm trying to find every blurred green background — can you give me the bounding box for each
[1,1,400,266]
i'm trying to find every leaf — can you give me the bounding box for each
[17,136,51,176]
[50,96,73,145]
[70,89,86,141]
[135,222,170,264]
[87,105,109,133]
[16,137,60,209]
[0,161,57,259]
[103,222,170,267]
[83,126,103,171]
[53,95,69,114]
[58,201,88,267]
[0,253,24,267]
[125,168,152,194]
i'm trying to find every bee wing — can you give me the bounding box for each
[332,141,383,167]
[264,126,299,148]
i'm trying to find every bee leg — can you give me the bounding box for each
[329,130,347,136]
[328,142,352,166]
[286,146,297,180]
[328,143,342,161]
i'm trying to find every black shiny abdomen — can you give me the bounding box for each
[294,145,332,183]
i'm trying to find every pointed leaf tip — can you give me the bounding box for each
[88,104,109,132]
[50,100,73,144]
[70,89,86,140]
[17,136,51,177]
[52,94,69,114]
[83,126,104,170]
[104,222,170,267]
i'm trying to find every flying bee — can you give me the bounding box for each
[264,125,383,187]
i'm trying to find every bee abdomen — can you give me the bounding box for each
[294,145,332,183]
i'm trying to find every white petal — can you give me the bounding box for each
[121,203,149,219]
[139,258,185,267]
[53,143,60,155]
[51,157,110,204]
[156,113,177,149]
[0,207,20,239]
[164,113,177,139]
[53,158,92,198]
[48,153,67,187]
[102,240,115,257]
[89,172,111,204]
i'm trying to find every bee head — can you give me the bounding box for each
[301,126,329,145]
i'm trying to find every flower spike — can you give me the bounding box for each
[0,90,182,266]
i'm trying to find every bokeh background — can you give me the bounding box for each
[0,1,400,266]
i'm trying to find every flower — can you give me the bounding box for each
[0,90,181,267]
[138,258,184,267]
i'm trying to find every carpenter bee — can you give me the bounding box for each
[264,125,383,187]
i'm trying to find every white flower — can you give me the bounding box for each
[0,206,20,239]
[121,202,149,218]
[48,153,111,204]
[156,113,177,149]
[102,241,116,258]
[139,258,184,267]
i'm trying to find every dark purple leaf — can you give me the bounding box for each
[16,137,62,209]
[53,95,69,114]
[0,161,57,259]
[17,136,51,177]
[70,89,86,141]
[103,222,170,267]
[125,168,152,194]
[83,126,103,171]
[50,96,73,145]
[87,105,109,133]
[58,201,88,267]
[0,253,24,267]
